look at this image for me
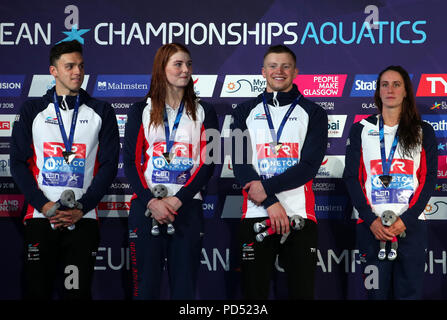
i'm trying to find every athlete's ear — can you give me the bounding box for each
[49,65,57,78]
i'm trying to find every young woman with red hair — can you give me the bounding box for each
[123,43,218,299]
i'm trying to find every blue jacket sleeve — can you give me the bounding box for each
[399,122,438,230]
[175,101,219,204]
[10,100,50,212]
[260,104,328,196]
[77,102,120,214]
[123,102,154,207]
[342,122,377,226]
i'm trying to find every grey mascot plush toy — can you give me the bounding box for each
[378,210,406,261]
[254,215,305,243]
[45,189,82,230]
[144,184,175,236]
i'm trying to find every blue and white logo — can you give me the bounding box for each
[422,115,447,137]
[93,75,151,97]
[350,74,413,97]
[350,74,377,97]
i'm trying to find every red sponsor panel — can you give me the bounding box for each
[0,194,25,217]
[98,201,131,211]
[0,121,10,130]
[370,159,414,176]
[256,142,299,159]
[416,74,447,97]
[353,114,372,123]
[293,74,347,97]
[43,142,86,158]
[438,155,447,179]
[152,141,193,158]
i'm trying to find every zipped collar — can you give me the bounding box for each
[261,84,302,107]
[43,86,90,110]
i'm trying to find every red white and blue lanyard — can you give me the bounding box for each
[262,93,301,145]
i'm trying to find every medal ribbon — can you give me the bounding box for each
[379,115,399,178]
[53,92,80,156]
[262,93,301,145]
[163,101,185,155]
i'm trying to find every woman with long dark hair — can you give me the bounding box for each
[343,65,437,299]
[123,43,218,299]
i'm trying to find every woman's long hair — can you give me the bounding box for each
[145,43,197,128]
[374,65,422,158]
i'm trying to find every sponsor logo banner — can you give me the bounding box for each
[98,194,132,217]
[294,74,347,97]
[220,75,265,97]
[417,74,447,97]
[0,194,24,217]
[0,75,25,97]
[0,114,17,137]
[350,74,412,97]
[350,74,377,97]
[316,156,345,178]
[422,115,447,137]
[328,114,347,138]
[0,154,11,177]
[193,75,217,97]
[93,75,150,97]
[424,197,447,220]
[438,155,447,179]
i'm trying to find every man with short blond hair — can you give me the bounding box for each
[231,44,328,299]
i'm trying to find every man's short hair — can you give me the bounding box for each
[263,44,296,64]
[49,40,83,66]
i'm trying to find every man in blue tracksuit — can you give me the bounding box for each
[10,40,119,299]
[231,45,328,299]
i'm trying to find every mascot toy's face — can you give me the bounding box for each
[381,210,397,227]
[60,190,77,208]
[153,185,168,198]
